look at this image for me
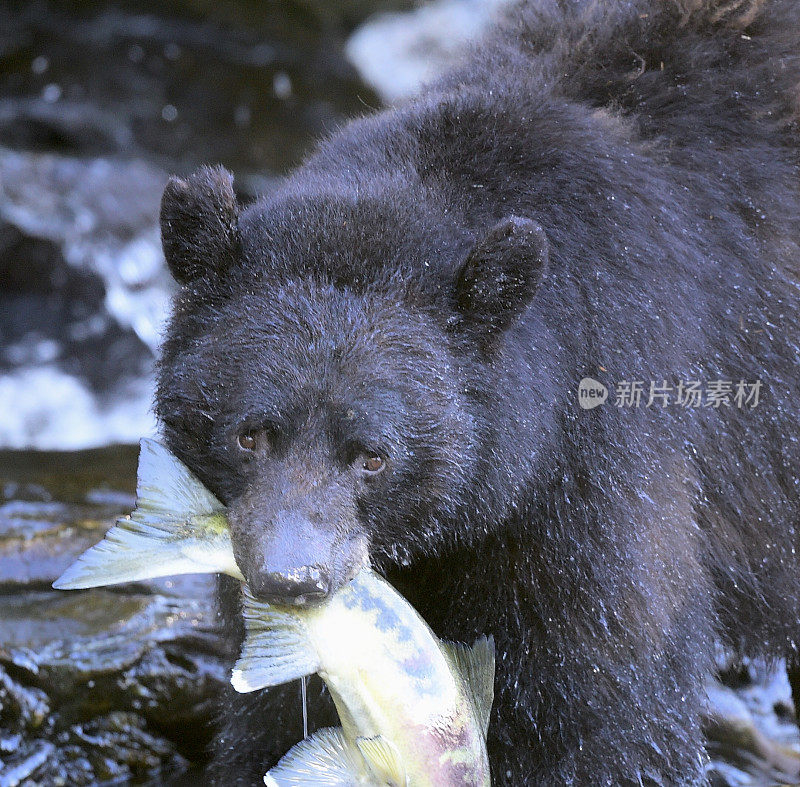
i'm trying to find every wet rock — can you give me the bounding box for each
[1,714,184,787]
[0,582,226,784]
[0,443,137,505]
[0,444,138,587]
[0,667,50,733]
[0,446,227,784]
[0,501,116,590]
[0,740,56,787]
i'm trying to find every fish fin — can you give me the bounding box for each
[264,727,366,786]
[231,586,320,692]
[132,438,225,523]
[52,527,235,589]
[355,735,406,786]
[53,439,241,589]
[440,635,496,738]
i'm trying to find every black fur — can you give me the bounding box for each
[454,215,549,346]
[156,1,800,784]
[160,165,239,285]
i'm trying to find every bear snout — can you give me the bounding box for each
[236,508,334,605]
[248,561,331,606]
[229,504,367,605]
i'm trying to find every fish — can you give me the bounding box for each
[53,439,495,785]
[233,570,495,787]
[53,438,243,589]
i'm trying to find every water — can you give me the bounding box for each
[301,675,309,740]
[0,0,381,453]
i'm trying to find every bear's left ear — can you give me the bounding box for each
[160,165,240,285]
[453,216,548,343]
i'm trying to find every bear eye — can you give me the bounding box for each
[360,454,385,474]
[237,430,259,452]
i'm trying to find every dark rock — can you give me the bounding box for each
[0,740,56,787]
[0,444,138,505]
[0,445,139,588]
[0,446,227,784]
[2,713,185,786]
[0,581,226,783]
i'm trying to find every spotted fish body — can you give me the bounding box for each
[233,570,494,786]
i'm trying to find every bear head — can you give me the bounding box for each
[156,165,549,603]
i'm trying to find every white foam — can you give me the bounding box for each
[94,233,172,352]
[0,365,156,449]
[346,0,513,104]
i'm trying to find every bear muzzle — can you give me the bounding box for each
[231,507,368,606]
[248,562,331,605]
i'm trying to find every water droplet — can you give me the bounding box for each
[128,44,145,63]
[31,56,49,74]
[273,72,292,99]
[42,83,61,102]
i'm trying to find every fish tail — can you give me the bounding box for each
[53,439,239,589]
[264,727,366,785]
[231,586,320,691]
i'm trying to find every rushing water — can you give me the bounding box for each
[0,0,380,453]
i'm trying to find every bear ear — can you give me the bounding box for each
[453,216,548,344]
[160,165,240,285]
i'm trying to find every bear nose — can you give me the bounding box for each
[249,564,330,605]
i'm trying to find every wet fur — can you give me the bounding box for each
[157,0,800,784]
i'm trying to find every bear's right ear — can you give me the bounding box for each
[453,215,548,346]
[160,165,240,285]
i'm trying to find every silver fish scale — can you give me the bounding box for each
[341,573,442,697]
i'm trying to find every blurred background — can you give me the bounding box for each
[0,1,799,784]
[0,0,510,451]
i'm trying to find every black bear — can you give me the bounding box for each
[155,0,800,784]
